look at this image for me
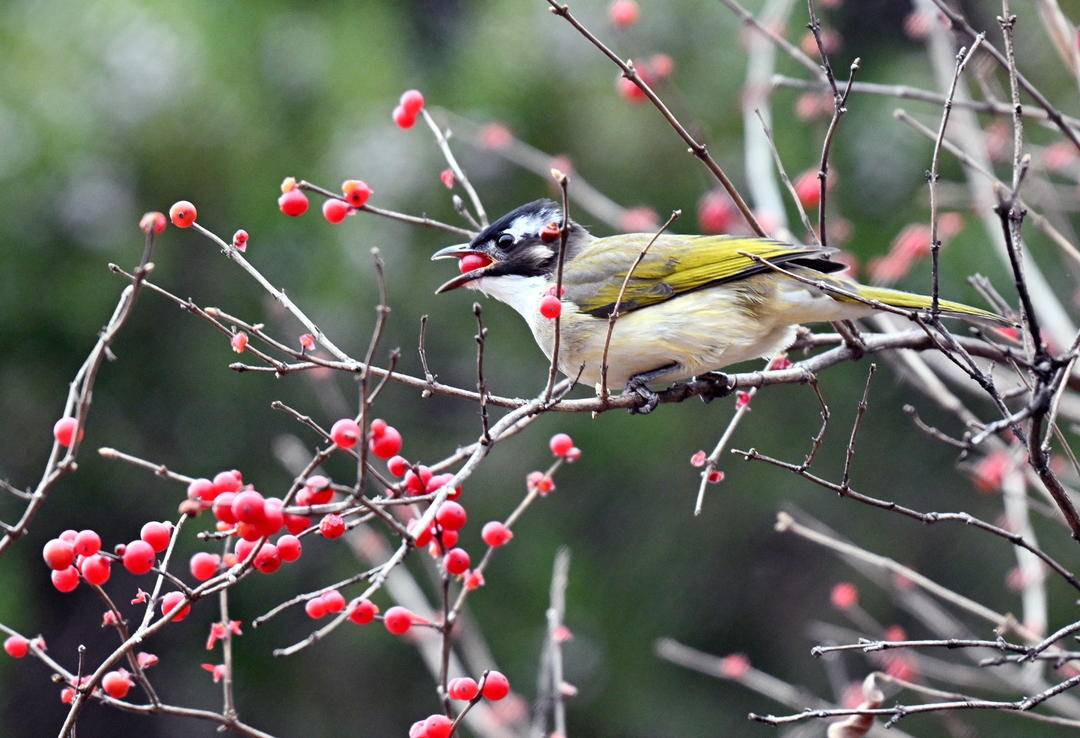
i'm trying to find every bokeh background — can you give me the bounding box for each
[1,0,1078,736]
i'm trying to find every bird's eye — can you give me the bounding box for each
[496,233,516,249]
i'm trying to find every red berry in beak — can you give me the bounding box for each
[458,253,492,274]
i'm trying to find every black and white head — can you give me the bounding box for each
[431,199,588,293]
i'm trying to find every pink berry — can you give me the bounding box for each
[387,455,409,477]
[277,534,302,562]
[73,530,101,557]
[831,582,858,609]
[539,295,562,319]
[609,0,639,27]
[697,190,736,234]
[42,539,75,570]
[189,552,220,581]
[322,198,352,224]
[80,554,111,586]
[330,418,361,449]
[400,89,425,117]
[4,635,29,659]
[214,469,244,494]
[230,331,249,353]
[444,547,471,576]
[258,498,285,537]
[169,200,197,228]
[139,211,167,235]
[439,169,455,189]
[321,589,346,613]
[140,521,172,553]
[370,418,387,437]
[795,170,821,209]
[51,566,80,593]
[392,105,416,129]
[122,540,156,576]
[232,491,266,525]
[278,188,309,217]
[349,600,378,625]
[341,180,372,208]
[721,653,750,678]
[435,501,467,532]
[383,606,413,635]
[161,591,190,621]
[549,433,574,457]
[253,543,281,574]
[284,513,309,536]
[188,478,216,503]
[448,676,479,701]
[102,670,133,699]
[422,715,452,738]
[234,538,256,562]
[213,493,237,523]
[319,514,345,539]
[231,229,249,251]
[53,417,81,448]
[481,521,513,548]
[482,670,510,701]
[305,598,327,619]
[369,426,402,460]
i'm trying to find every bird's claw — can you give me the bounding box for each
[624,378,660,415]
[694,371,734,403]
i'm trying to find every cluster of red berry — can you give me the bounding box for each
[409,671,510,738]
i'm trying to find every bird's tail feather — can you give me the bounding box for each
[843,284,1013,326]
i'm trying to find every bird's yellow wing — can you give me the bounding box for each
[563,234,841,317]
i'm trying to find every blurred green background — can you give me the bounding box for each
[1,0,1078,735]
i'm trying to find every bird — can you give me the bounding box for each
[432,198,1008,413]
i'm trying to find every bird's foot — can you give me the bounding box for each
[693,371,734,403]
[624,376,660,415]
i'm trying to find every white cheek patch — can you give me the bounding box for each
[524,244,555,262]
[504,210,558,241]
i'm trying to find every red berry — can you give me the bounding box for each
[697,190,736,234]
[409,721,427,738]
[140,521,172,553]
[481,521,513,548]
[400,89,425,117]
[444,547,471,575]
[53,417,81,448]
[212,493,237,523]
[139,211,167,235]
[122,540,156,576]
[232,229,249,251]
[349,600,378,625]
[305,475,333,505]
[369,418,387,437]
[393,105,416,129]
[80,554,111,586]
[321,589,346,614]
[609,0,639,27]
[482,670,510,700]
[277,188,309,217]
[439,169,455,189]
[214,470,244,494]
[71,529,101,557]
[51,566,80,593]
[231,491,266,525]
[4,635,29,659]
[448,676,479,701]
[276,534,302,562]
[189,552,220,581]
[549,433,574,457]
[438,528,459,549]
[322,198,352,224]
[169,200,197,228]
[234,538,256,562]
[188,478,216,503]
[330,418,361,449]
[458,253,492,274]
[59,529,78,543]
[161,591,190,621]
[721,653,750,678]
[383,606,413,635]
[102,670,133,699]
[408,519,434,547]
[616,76,647,103]
[831,582,858,609]
[305,598,327,619]
[539,295,562,319]
[369,426,402,460]
[253,543,281,574]
[794,170,821,209]
[422,715,452,738]
[341,180,372,208]
[435,501,467,531]
[43,539,75,570]
[319,514,346,539]
[284,514,309,536]
[259,498,285,536]
[387,455,409,477]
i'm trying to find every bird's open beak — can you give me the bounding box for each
[431,242,496,294]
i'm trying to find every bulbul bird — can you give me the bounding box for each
[432,199,1007,413]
